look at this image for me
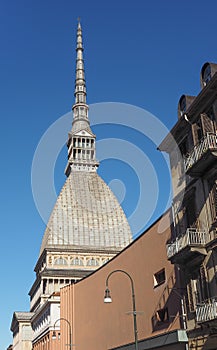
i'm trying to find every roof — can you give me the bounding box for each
[159,71,217,152]
[13,312,34,321]
[10,312,35,332]
[39,170,132,257]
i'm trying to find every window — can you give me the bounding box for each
[153,269,166,287]
[185,194,197,229]
[192,121,203,145]
[179,138,189,157]
[71,258,83,266]
[180,96,186,114]
[209,179,217,224]
[203,64,211,85]
[156,307,169,322]
[103,258,110,265]
[201,113,215,135]
[54,258,67,266]
[87,258,99,266]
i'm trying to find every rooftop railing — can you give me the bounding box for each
[167,228,208,259]
[184,132,217,172]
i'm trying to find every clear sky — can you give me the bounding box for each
[1,0,217,348]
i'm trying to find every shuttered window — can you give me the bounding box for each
[209,179,217,224]
[187,279,196,312]
[192,122,202,146]
[201,113,214,134]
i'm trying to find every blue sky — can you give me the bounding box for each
[1,0,217,348]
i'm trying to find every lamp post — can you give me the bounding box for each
[104,269,139,350]
[52,317,73,350]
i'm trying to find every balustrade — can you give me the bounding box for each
[196,297,217,323]
[184,132,217,173]
[167,228,208,259]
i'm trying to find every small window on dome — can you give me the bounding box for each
[103,258,110,265]
[74,108,79,117]
[87,258,99,266]
[54,258,67,266]
[71,258,83,266]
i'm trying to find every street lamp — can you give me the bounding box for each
[52,317,73,350]
[104,269,139,350]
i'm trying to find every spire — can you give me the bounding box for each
[65,21,99,176]
[74,19,86,105]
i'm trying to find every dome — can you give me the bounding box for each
[39,170,132,256]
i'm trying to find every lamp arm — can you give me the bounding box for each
[53,318,72,349]
[105,269,138,350]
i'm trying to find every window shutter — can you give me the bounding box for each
[192,123,200,145]
[213,181,217,222]
[201,113,214,134]
[199,265,209,301]
[187,281,195,312]
[209,180,217,224]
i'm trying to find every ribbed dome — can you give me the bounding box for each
[71,118,92,135]
[39,170,132,256]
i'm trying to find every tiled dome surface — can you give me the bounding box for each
[40,171,132,255]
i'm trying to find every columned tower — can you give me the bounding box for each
[65,21,99,175]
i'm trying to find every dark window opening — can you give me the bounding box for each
[203,65,211,85]
[154,269,166,287]
[156,307,169,322]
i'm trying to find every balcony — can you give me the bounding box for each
[196,297,217,325]
[167,228,208,264]
[184,132,217,177]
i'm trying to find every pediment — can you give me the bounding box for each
[73,129,95,137]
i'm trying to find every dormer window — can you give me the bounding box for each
[203,64,211,86]
[180,97,186,115]
[201,62,217,88]
[178,95,195,119]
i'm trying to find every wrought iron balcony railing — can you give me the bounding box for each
[184,132,217,173]
[196,297,217,323]
[167,228,208,260]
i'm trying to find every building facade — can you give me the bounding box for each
[10,21,132,350]
[58,63,217,350]
[59,210,186,350]
[159,62,217,350]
